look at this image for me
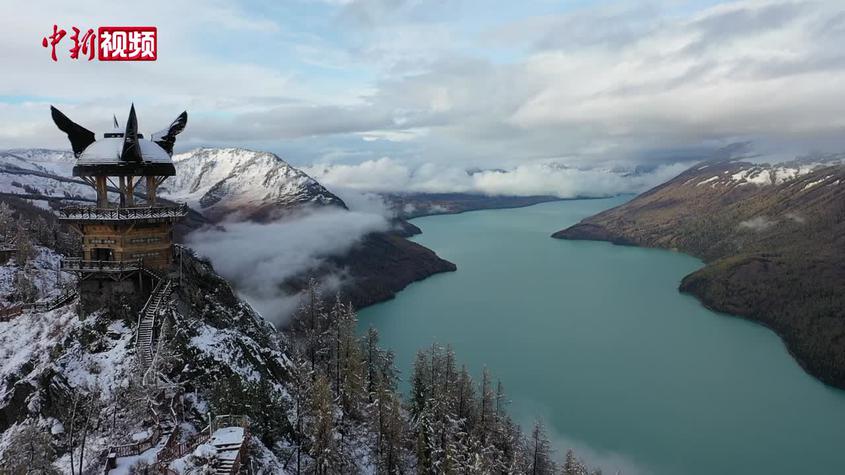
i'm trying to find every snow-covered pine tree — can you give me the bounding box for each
[335,300,365,417]
[1,423,61,474]
[562,448,590,475]
[290,278,328,373]
[527,420,556,475]
[410,349,431,421]
[0,201,12,243]
[308,372,338,474]
[13,223,34,267]
[477,366,495,443]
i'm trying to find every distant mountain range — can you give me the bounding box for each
[554,156,845,388]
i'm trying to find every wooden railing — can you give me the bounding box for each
[156,430,210,463]
[106,425,163,460]
[61,258,142,273]
[0,286,78,322]
[229,421,251,475]
[58,204,188,222]
[154,425,181,466]
[32,286,78,312]
[0,305,24,321]
[210,414,250,433]
[104,416,251,474]
[153,415,250,468]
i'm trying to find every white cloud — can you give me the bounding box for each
[738,215,777,231]
[304,158,689,197]
[186,207,389,324]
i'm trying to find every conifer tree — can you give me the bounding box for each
[309,372,337,474]
[0,201,12,243]
[2,423,60,474]
[528,420,556,475]
[478,367,495,443]
[14,224,34,267]
[562,448,589,475]
[410,349,431,421]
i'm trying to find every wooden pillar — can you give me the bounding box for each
[126,176,136,207]
[146,176,157,206]
[96,176,108,208]
[118,176,127,208]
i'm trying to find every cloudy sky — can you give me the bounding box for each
[2,0,844,178]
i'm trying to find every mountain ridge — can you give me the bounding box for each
[164,147,347,222]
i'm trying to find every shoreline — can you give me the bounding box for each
[554,227,845,392]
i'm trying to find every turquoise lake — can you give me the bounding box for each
[358,197,845,475]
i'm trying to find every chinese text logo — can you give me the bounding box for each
[42,25,157,62]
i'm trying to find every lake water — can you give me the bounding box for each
[358,197,845,475]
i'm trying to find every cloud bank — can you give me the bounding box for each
[304,158,690,197]
[187,208,389,323]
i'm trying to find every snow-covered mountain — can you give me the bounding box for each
[0,147,346,221]
[162,148,346,222]
[0,149,75,176]
[0,149,93,207]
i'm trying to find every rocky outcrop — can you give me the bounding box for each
[282,231,456,309]
[384,192,562,219]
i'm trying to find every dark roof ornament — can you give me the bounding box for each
[151,111,188,156]
[121,104,142,162]
[50,106,96,157]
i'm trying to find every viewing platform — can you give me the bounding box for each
[58,204,188,223]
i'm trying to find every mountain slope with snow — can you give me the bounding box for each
[0,150,93,208]
[554,157,845,389]
[163,148,346,221]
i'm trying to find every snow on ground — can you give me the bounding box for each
[189,323,262,381]
[210,426,244,447]
[727,164,819,187]
[1,149,75,176]
[109,432,171,475]
[0,246,74,306]
[57,320,134,399]
[0,162,93,201]
[0,149,97,203]
[803,178,827,190]
[0,306,137,473]
[0,306,76,382]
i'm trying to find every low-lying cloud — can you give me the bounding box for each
[187,208,390,324]
[304,158,689,198]
[738,216,777,232]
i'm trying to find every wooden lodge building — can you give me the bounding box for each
[51,105,188,310]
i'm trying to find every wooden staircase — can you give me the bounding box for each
[136,278,173,371]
